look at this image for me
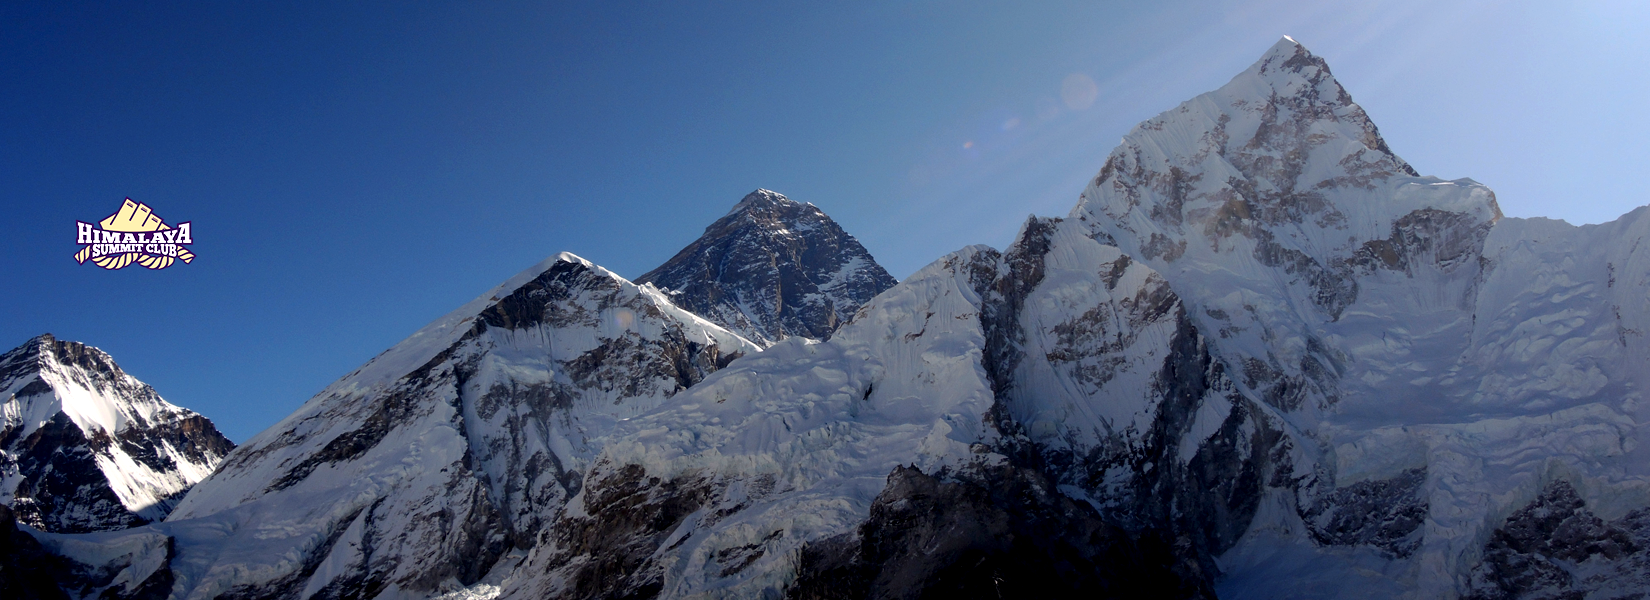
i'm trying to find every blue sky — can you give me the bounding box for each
[4,0,1647,441]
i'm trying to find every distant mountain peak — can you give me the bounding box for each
[1227,35,1414,175]
[1248,35,1333,91]
[0,334,233,533]
[639,189,898,346]
[1074,33,1487,283]
[724,188,797,216]
[719,189,831,234]
[7,335,168,435]
[1258,35,1306,65]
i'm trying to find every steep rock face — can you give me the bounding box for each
[981,216,1301,559]
[157,253,757,599]
[638,189,899,347]
[1465,481,1650,600]
[0,503,74,600]
[0,335,233,533]
[1072,36,1501,422]
[789,464,1213,600]
[1302,468,1428,559]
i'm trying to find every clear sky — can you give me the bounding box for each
[4,0,1647,442]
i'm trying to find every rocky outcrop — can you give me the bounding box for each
[523,464,718,599]
[1303,468,1427,558]
[0,335,233,533]
[0,503,73,600]
[1466,481,1650,600]
[789,464,1214,600]
[638,189,899,346]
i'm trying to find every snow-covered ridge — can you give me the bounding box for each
[157,251,758,599]
[0,334,233,533]
[308,253,606,403]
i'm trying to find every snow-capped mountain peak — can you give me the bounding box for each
[1074,36,1501,421]
[722,187,791,216]
[5,335,165,436]
[0,334,233,533]
[1069,37,1650,599]
[1244,35,1415,175]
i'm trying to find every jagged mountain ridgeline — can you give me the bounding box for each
[0,335,233,534]
[8,36,1650,599]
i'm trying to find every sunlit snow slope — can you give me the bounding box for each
[0,334,233,533]
[153,253,759,599]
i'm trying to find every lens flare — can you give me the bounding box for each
[1061,73,1098,110]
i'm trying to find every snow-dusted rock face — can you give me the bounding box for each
[1072,36,1502,421]
[982,216,1300,558]
[0,334,232,534]
[638,189,899,347]
[1070,37,1650,599]
[153,253,758,599]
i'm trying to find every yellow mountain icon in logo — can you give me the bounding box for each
[74,199,196,270]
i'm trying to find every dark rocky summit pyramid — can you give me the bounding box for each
[638,189,899,346]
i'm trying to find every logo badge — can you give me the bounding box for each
[74,199,195,270]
